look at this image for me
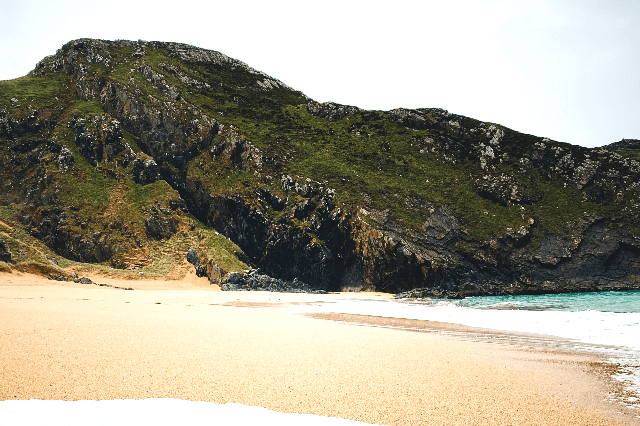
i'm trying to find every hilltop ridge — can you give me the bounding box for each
[1,38,640,296]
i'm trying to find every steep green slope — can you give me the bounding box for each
[1,38,639,295]
[0,43,249,277]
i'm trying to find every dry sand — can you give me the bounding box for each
[1,270,638,425]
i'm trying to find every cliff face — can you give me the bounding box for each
[2,38,640,296]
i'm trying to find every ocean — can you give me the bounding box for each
[310,290,640,412]
[2,290,638,424]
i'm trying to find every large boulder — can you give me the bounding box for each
[186,248,199,266]
[0,239,11,262]
[186,248,207,277]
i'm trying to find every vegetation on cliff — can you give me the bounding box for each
[1,38,639,296]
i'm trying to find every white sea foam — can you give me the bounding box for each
[309,298,640,406]
[312,298,640,351]
[0,399,385,426]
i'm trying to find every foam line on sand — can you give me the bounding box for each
[0,272,638,425]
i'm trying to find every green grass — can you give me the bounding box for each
[55,127,117,210]
[128,179,177,207]
[193,221,249,273]
[219,103,516,238]
[0,205,14,222]
[612,148,640,161]
[0,185,247,278]
[121,128,144,153]
[217,103,608,243]
[180,81,599,243]
[121,213,248,277]
[0,75,66,108]
[71,99,104,116]
[57,164,116,210]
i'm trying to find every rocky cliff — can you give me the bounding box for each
[1,38,640,297]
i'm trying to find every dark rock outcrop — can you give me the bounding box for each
[257,188,286,211]
[210,128,262,174]
[221,268,326,293]
[69,115,134,167]
[48,272,93,284]
[145,214,178,240]
[604,139,640,150]
[474,173,540,206]
[3,38,640,297]
[306,101,360,121]
[0,108,57,140]
[100,80,219,172]
[186,248,227,283]
[186,248,199,266]
[0,239,12,262]
[132,158,160,185]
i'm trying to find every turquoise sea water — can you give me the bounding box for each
[455,290,640,313]
[314,289,640,411]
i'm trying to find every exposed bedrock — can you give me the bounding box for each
[189,186,640,297]
[8,38,640,297]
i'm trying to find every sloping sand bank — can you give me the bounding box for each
[0,271,637,425]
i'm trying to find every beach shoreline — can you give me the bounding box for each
[1,270,638,425]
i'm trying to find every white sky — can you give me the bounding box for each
[1,0,638,147]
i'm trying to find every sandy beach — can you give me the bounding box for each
[1,270,638,425]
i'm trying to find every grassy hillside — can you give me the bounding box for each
[1,39,639,294]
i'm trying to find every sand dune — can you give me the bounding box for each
[0,271,637,425]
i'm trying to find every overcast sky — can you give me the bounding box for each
[1,0,638,147]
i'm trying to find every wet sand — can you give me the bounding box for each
[1,271,637,425]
